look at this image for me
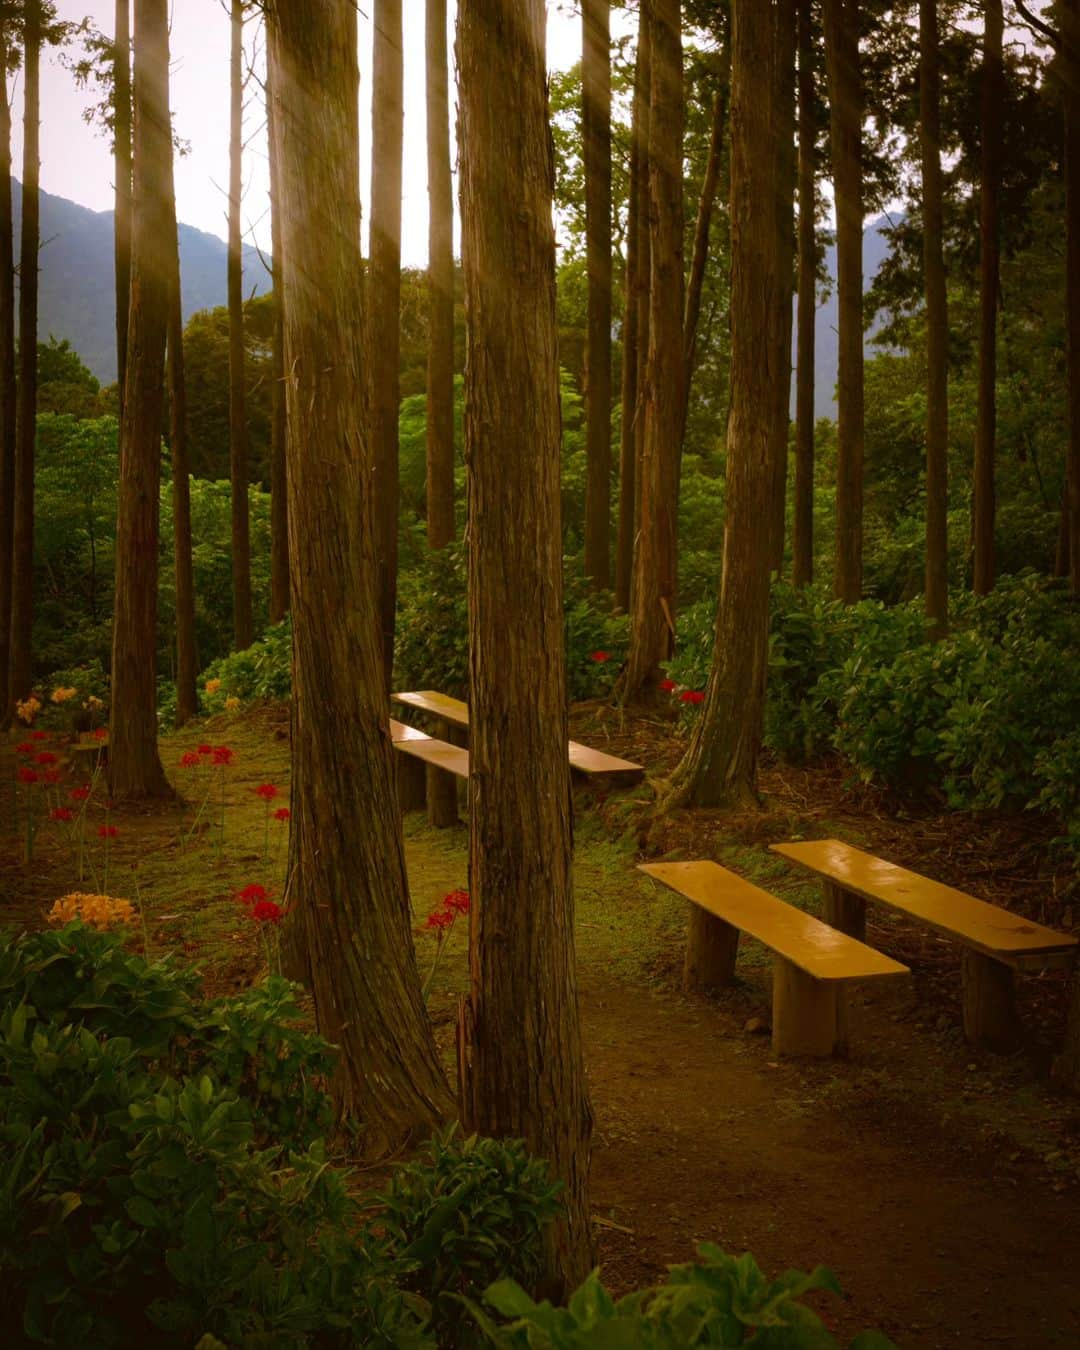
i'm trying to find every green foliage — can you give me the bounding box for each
[468,1244,894,1348]
[395,543,470,698]
[196,617,293,710]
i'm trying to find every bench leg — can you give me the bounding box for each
[771,956,849,1057]
[962,950,1019,1052]
[822,882,866,942]
[426,718,459,828]
[397,754,426,813]
[683,908,739,993]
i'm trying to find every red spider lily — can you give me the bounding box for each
[255,783,279,801]
[17,767,39,785]
[443,889,470,915]
[179,750,202,768]
[93,727,108,741]
[211,746,234,766]
[35,751,58,766]
[43,769,62,786]
[251,899,284,925]
[235,882,271,907]
[197,744,214,756]
[589,650,611,663]
[659,678,676,693]
[70,786,91,802]
[273,807,291,822]
[424,909,454,931]
[15,741,33,756]
[50,807,74,822]
[97,825,119,839]
[679,690,705,706]
[30,731,48,741]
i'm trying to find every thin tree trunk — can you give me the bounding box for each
[583,0,612,590]
[370,0,403,685]
[8,4,41,710]
[625,0,683,699]
[267,0,453,1145]
[769,0,797,575]
[793,0,815,587]
[1064,0,1080,594]
[921,0,948,632]
[822,0,864,603]
[0,26,16,719]
[633,3,654,565]
[458,0,593,1292]
[267,46,289,625]
[108,0,173,800]
[973,0,1002,595]
[229,0,253,650]
[115,0,132,409]
[664,0,778,810]
[166,136,198,726]
[426,0,455,549]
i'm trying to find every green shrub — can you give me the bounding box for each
[196,616,294,710]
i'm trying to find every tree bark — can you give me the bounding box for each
[108,0,173,800]
[267,49,288,626]
[769,0,796,576]
[166,133,198,727]
[370,0,403,684]
[0,25,16,719]
[625,0,683,699]
[426,0,455,549]
[793,0,815,587]
[615,5,653,612]
[229,0,253,651]
[8,4,41,710]
[822,0,864,603]
[1064,0,1080,594]
[458,0,594,1292]
[583,0,613,590]
[973,0,1002,596]
[921,0,948,632]
[267,0,452,1145]
[663,0,778,811]
[115,0,132,411]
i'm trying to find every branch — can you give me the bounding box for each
[1012,0,1059,49]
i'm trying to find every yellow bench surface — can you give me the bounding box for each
[392,689,643,778]
[638,861,910,984]
[771,839,1078,966]
[388,718,469,779]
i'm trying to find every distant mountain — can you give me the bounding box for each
[12,180,270,385]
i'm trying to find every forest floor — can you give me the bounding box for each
[3,700,1080,1348]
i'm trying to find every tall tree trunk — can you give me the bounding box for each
[973,0,1002,595]
[793,0,816,587]
[664,0,779,810]
[768,0,797,575]
[426,0,455,549]
[370,0,403,684]
[615,5,653,612]
[633,5,654,573]
[458,0,593,1292]
[921,0,948,632]
[822,0,864,602]
[267,0,452,1144]
[8,4,41,711]
[583,0,612,590]
[267,45,289,625]
[625,0,683,699]
[229,0,253,650]
[115,0,132,410]
[0,26,16,719]
[108,0,173,800]
[1064,0,1080,594]
[166,136,198,726]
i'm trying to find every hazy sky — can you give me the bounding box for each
[14,1,637,267]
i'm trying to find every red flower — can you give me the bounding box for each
[197,744,214,756]
[93,727,108,741]
[211,746,234,766]
[589,650,611,663]
[35,751,58,766]
[15,741,33,756]
[255,783,279,801]
[273,807,291,822]
[659,678,676,693]
[70,786,91,802]
[443,889,470,915]
[30,731,48,741]
[179,750,202,768]
[50,807,74,822]
[17,767,39,785]
[251,899,283,925]
[43,769,62,786]
[98,825,119,839]
[424,909,454,931]
[236,883,271,907]
[679,689,705,706]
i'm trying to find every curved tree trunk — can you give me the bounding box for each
[267,50,289,626]
[973,0,1002,595]
[8,5,41,712]
[458,0,594,1293]
[229,0,254,651]
[625,0,683,699]
[822,0,864,603]
[920,0,948,632]
[370,0,403,685]
[0,27,16,719]
[108,0,173,801]
[115,0,132,411]
[425,0,455,550]
[267,0,453,1146]
[768,0,796,575]
[792,0,816,587]
[664,0,778,812]
[583,0,612,590]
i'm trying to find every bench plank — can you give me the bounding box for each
[638,861,909,985]
[770,840,1078,968]
[388,720,469,780]
[392,689,644,780]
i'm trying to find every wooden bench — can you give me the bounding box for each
[390,718,468,814]
[770,839,1079,1051]
[638,860,910,1058]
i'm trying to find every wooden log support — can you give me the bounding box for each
[771,955,849,1058]
[822,880,866,942]
[683,906,739,992]
[962,949,1019,1052]
[426,716,459,827]
[397,752,426,812]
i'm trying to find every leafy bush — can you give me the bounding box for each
[197,616,294,709]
